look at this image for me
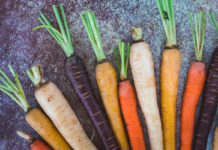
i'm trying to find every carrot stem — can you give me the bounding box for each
[114,40,130,80]
[81,11,106,62]
[33,4,74,57]
[156,0,177,47]
[210,10,218,31]
[188,11,206,61]
[0,65,31,112]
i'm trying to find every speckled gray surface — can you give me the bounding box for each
[0,0,217,150]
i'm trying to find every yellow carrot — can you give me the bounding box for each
[81,11,129,150]
[156,0,181,149]
[161,49,181,150]
[96,62,128,149]
[0,66,70,150]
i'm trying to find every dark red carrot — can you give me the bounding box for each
[180,11,207,150]
[33,4,119,150]
[114,40,146,150]
[16,131,51,150]
[194,46,218,150]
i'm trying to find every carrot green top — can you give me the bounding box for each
[210,11,218,31]
[114,40,130,80]
[33,4,74,57]
[81,11,106,62]
[0,65,31,112]
[156,0,177,47]
[188,11,206,62]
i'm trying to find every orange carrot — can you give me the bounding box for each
[180,62,206,150]
[16,131,51,150]
[31,140,51,150]
[180,11,206,150]
[114,40,146,150]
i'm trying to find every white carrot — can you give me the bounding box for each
[129,27,163,150]
[26,65,97,150]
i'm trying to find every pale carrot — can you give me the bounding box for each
[129,27,163,150]
[27,65,97,150]
[213,127,218,150]
[0,65,70,150]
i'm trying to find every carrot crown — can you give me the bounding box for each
[210,10,218,31]
[81,11,106,62]
[0,65,31,112]
[130,27,143,41]
[156,0,177,47]
[33,4,74,57]
[114,40,130,80]
[188,11,206,61]
[26,65,45,88]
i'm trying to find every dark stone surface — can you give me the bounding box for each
[0,0,217,150]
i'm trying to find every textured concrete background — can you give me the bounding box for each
[0,0,217,150]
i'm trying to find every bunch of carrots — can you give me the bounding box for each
[0,2,218,150]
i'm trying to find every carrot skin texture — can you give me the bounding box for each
[31,139,51,150]
[65,56,120,150]
[194,47,218,150]
[213,127,218,150]
[161,48,181,150]
[119,80,146,150]
[130,42,163,150]
[96,62,129,150]
[180,62,206,150]
[25,108,71,150]
[34,82,97,150]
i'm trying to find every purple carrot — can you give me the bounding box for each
[194,47,218,150]
[33,4,120,150]
[66,56,120,150]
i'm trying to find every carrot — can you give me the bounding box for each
[81,11,129,150]
[0,65,70,150]
[194,12,218,149]
[213,127,218,150]
[16,131,51,150]
[26,65,97,150]
[156,0,181,149]
[180,11,207,150]
[33,4,119,150]
[129,27,163,150]
[114,40,146,150]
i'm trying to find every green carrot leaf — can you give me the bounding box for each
[33,4,74,57]
[113,40,130,80]
[81,10,106,62]
[188,11,206,61]
[156,0,177,47]
[113,48,121,73]
[0,66,31,112]
[210,10,218,31]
